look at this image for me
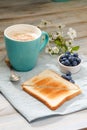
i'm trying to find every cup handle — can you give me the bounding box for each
[39,31,49,52]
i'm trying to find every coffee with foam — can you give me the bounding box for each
[9,32,37,41]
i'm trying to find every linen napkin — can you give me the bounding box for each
[0,53,87,122]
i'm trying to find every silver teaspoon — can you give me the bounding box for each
[5,58,20,82]
[10,70,20,82]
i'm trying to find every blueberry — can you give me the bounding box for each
[73,57,77,61]
[66,75,72,80]
[61,55,66,59]
[72,61,78,66]
[65,51,71,55]
[66,71,71,76]
[62,57,67,61]
[76,57,81,64]
[64,59,70,66]
[61,70,75,84]
[68,56,72,62]
[61,75,72,81]
[68,56,74,63]
[73,53,78,57]
[61,61,66,65]
[59,58,63,62]
[61,75,68,80]
[65,53,69,58]
[62,75,75,84]
[59,55,67,63]
[70,79,75,84]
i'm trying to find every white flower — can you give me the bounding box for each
[65,41,69,46]
[38,19,51,28]
[56,31,62,37]
[48,49,54,55]
[52,34,58,40]
[45,45,52,54]
[65,40,72,46]
[56,24,65,36]
[45,45,59,55]
[51,46,59,54]
[67,28,77,40]
[68,40,72,44]
[57,24,65,30]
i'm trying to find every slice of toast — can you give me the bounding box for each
[22,69,81,110]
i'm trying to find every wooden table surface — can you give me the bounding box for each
[0,0,87,55]
[0,0,87,130]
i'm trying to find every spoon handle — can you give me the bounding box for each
[5,58,20,82]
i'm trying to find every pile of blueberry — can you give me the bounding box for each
[59,52,81,66]
[61,71,75,84]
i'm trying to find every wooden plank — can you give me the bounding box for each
[0,0,87,55]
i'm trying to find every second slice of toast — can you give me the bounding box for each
[22,69,81,110]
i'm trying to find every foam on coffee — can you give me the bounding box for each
[9,32,38,41]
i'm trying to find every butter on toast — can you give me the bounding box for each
[22,70,81,110]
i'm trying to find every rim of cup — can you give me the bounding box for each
[4,24,41,42]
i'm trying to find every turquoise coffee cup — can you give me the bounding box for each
[4,24,49,71]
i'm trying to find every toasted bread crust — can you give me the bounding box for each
[22,85,81,110]
[22,69,81,110]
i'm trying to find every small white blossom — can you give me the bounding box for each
[52,34,58,40]
[57,24,65,30]
[56,31,62,37]
[65,40,72,46]
[38,19,52,28]
[45,45,52,54]
[65,41,69,46]
[45,45,59,55]
[49,50,54,55]
[51,46,59,54]
[57,24,65,36]
[68,40,72,44]
[67,28,77,40]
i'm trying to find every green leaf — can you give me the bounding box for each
[71,46,80,51]
[54,39,62,46]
